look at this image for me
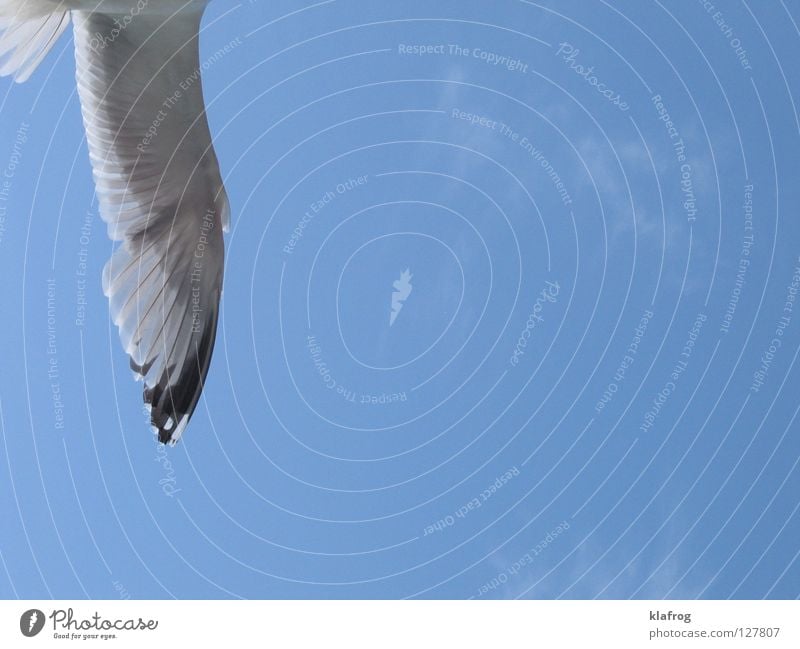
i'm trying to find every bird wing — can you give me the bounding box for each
[0,4,71,82]
[72,7,229,444]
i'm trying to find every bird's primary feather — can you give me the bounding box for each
[0,2,71,82]
[0,1,228,444]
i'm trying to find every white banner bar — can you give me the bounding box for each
[1,600,797,648]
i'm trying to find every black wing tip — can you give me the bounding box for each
[137,298,221,446]
[150,406,188,446]
[157,426,176,446]
[145,382,191,446]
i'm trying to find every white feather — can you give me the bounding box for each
[0,4,70,82]
[2,0,227,443]
[71,5,227,443]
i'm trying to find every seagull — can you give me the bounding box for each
[0,1,228,445]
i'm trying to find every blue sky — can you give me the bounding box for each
[1,0,799,599]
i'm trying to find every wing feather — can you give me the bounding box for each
[0,7,71,82]
[73,7,228,444]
